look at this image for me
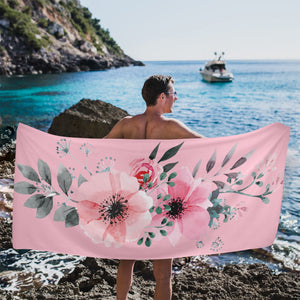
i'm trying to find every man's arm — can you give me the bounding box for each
[104,117,128,139]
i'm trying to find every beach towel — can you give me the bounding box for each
[13,123,290,259]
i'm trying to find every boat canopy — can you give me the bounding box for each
[205,60,226,68]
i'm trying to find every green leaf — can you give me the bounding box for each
[148,182,153,188]
[160,172,167,180]
[158,142,184,163]
[163,162,178,173]
[145,237,152,247]
[256,181,263,187]
[149,206,155,213]
[137,237,144,245]
[78,174,88,187]
[65,208,79,227]
[265,184,270,192]
[148,232,155,238]
[168,172,177,181]
[163,204,171,211]
[38,159,51,185]
[236,180,243,185]
[227,177,232,184]
[17,164,41,183]
[251,172,257,178]
[163,194,171,201]
[156,206,162,214]
[160,230,167,236]
[261,197,270,204]
[14,181,37,194]
[167,182,175,187]
[211,198,222,206]
[161,218,168,225]
[57,163,72,195]
[36,197,53,218]
[166,221,174,227]
[149,143,160,160]
[24,194,46,208]
[143,173,150,183]
[257,173,264,179]
[157,193,162,199]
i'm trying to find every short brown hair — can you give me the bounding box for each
[142,75,175,106]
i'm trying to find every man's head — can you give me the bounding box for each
[142,75,175,106]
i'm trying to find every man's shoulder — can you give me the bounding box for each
[164,117,186,128]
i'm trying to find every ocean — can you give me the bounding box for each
[0,60,299,290]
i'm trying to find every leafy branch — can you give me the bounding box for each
[14,159,79,227]
[137,217,174,247]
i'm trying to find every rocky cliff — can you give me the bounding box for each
[0,0,143,75]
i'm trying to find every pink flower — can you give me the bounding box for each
[130,158,163,190]
[152,167,212,246]
[75,170,153,246]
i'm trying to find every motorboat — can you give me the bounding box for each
[200,52,234,82]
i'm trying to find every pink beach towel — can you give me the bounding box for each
[13,123,290,259]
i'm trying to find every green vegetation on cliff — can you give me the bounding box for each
[0,0,122,56]
[59,0,122,56]
[0,0,50,51]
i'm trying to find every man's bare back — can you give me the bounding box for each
[106,111,203,140]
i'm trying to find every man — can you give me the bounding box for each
[105,75,203,300]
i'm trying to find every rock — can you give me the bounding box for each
[0,125,16,179]
[1,259,299,300]
[48,22,65,39]
[0,219,12,249]
[48,99,129,138]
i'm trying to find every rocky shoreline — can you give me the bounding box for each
[0,100,299,299]
[0,251,299,299]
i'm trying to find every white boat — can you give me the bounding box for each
[200,52,234,82]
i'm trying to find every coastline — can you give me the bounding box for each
[0,249,299,299]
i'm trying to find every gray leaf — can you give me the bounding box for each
[36,197,53,218]
[65,208,79,227]
[230,149,255,170]
[24,194,46,208]
[53,205,74,222]
[38,159,52,185]
[78,174,88,187]
[57,163,72,195]
[230,157,247,170]
[206,149,216,173]
[14,181,37,194]
[213,181,225,189]
[17,164,40,183]
[221,144,237,167]
[53,205,67,222]
[192,159,202,178]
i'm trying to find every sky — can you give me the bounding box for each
[80,0,300,61]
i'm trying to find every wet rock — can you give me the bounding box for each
[0,219,12,249]
[48,98,129,138]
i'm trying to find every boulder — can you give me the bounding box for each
[48,99,129,138]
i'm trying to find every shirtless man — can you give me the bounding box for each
[105,75,203,300]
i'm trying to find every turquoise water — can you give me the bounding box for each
[0,61,299,284]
